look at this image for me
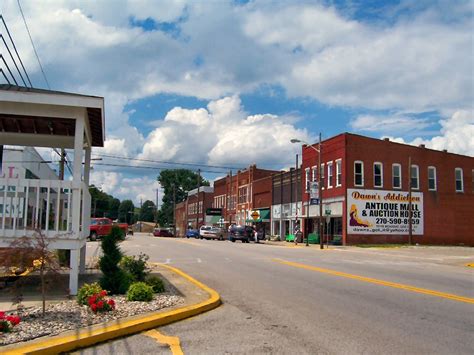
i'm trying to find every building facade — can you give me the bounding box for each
[301,133,474,245]
[175,201,186,237]
[213,165,278,232]
[185,186,214,229]
[271,168,302,239]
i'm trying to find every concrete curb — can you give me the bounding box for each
[2,264,221,355]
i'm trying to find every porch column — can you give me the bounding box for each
[71,112,84,294]
[69,248,79,295]
[79,146,91,274]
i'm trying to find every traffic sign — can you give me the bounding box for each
[325,209,331,215]
[310,198,319,205]
[250,210,260,221]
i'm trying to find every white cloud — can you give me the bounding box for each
[350,114,431,134]
[385,110,474,156]
[139,96,310,168]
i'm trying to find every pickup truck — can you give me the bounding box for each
[89,218,128,241]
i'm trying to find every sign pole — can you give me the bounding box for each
[319,132,323,250]
[408,156,412,245]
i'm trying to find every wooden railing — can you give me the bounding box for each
[0,178,90,239]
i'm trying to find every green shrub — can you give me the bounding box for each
[126,282,154,302]
[99,226,130,294]
[145,275,165,293]
[120,253,149,282]
[76,282,103,305]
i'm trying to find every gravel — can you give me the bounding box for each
[0,293,184,346]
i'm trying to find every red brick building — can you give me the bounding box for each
[175,201,186,237]
[301,133,474,245]
[213,165,278,233]
[185,186,214,229]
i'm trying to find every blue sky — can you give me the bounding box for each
[1,0,472,204]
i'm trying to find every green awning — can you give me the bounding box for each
[246,208,270,223]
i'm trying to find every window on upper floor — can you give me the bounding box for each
[410,165,419,190]
[327,162,334,188]
[238,186,248,203]
[305,168,311,192]
[392,164,401,189]
[336,159,342,187]
[455,168,463,192]
[312,166,318,182]
[428,166,437,191]
[374,162,383,188]
[354,161,364,187]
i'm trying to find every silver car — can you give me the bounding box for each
[199,226,225,240]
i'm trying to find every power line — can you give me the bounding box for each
[0,34,27,86]
[92,153,246,171]
[17,0,49,89]
[0,54,17,85]
[0,14,32,87]
[90,161,229,175]
[0,68,11,84]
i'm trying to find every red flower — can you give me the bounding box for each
[97,301,104,309]
[6,315,20,326]
[107,299,115,309]
[88,295,97,305]
[91,304,97,312]
[100,290,107,297]
[0,311,5,319]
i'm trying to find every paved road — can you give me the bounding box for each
[78,234,474,355]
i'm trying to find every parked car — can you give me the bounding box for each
[199,226,226,240]
[153,228,174,237]
[228,225,255,243]
[89,218,128,241]
[185,229,199,239]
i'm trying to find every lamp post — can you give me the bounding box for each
[291,133,323,249]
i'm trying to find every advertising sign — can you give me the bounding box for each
[347,189,423,235]
[310,182,319,199]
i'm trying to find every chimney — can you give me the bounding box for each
[419,144,425,148]
[383,138,390,142]
[443,149,448,153]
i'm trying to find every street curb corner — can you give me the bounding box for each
[2,264,221,355]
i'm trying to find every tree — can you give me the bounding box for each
[89,185,121,219]
[157,169,209,226]
[139,200,156,222]
[118,200,135,224]
[0,231,62,316]
[99,226,130,294]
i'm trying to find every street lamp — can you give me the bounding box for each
[291,133,324,249]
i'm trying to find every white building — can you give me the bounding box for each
[0,84,105,294]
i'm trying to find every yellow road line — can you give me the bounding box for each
[465,263,474,268]
[273,259,474,304]
[145,329,184,355]
[174,239,202,246]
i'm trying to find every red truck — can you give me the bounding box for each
[89,218,129,241]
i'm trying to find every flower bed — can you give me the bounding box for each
[0,293,183,346]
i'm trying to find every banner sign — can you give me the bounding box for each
[347,189,423,235]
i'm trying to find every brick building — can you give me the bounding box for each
[175,201,186,237]
[300,133,474,245]
[185,186,214,229]
[271,168,302,239]
[213,165,278,233]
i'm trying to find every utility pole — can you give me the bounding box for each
[319,132,323,250]
[197,169,201,228]
[173,184,176,236]
[229,170,232,226]
[408,156,413,245]
[59,149,66,180]
[155,188,159,227]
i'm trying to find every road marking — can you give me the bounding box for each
[165,258,171,264]
[466,263,474,268]
[144,329,184,355]
[197,258,202,263]
[273,259,474,304]
[174,239,202,246]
